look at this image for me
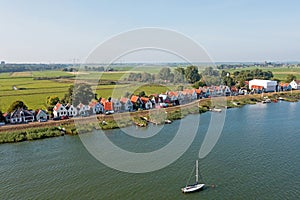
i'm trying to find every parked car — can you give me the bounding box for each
[61,116,69,120]
[52,116,61,121]
[105,110,114,115]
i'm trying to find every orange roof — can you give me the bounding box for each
[195,89,201,94]
[120,97,129,104]
[89,101,97,107]
[280,83,289,87]
[104,102,113,111]
[130,95,139,103]
[101,98,106,104]
[251,85,263,90]
[140,97,149,103]
[53,103,61,111]
[231,86,238,92]
[168,91,178,96]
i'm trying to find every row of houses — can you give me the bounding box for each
[248,79,300,93]
[4,109,48,124]
[4,80,300,124]
[51,86,240,119]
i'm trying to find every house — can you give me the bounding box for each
[112,98,122,112]
[89,101,104,114]
[10,109,35,124]
[223,86,231,96]
[101,98,113,112]
[120,97,133,112]
[251,85,264,94]
[66,104,78,117]
[279,83,291,91]
[3,112,10,123]
[35,110,48,121]
[77,103,90,116]
[140,97,153,110]
[182,89,197,101]
[53,103,68,118]
[231,86,238,94]
[289,80,300,90]
[130,95,143,110]
[249,79,277,92]
[167,91,180,105]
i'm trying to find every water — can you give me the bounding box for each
[1,102,299,199]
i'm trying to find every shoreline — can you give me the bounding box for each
[1,91,300,144]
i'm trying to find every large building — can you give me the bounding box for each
[249,79,277,92]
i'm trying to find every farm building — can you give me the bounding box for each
[249,79,277,92]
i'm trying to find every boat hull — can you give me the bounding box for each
[181,183,205,193]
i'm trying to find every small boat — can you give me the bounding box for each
[210,108,222,112]
[181,160,205,193]
[165,119,172,124]
[262,98,271,103]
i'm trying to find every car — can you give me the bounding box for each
[38,118,47,122]
[52,117,61,121]
[105,110,114,115]
[61,116,69,120]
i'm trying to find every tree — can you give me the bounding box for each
[141,72,153,82]
[8,100,28,113]
[185,66,201,83]
[0,110,5,122]
[158,67,173,82]
[71,83,94,105]
[193,80,206,88]
[139,91,146,97]
[173,67,185,83]
[47,96,60,106]
[286,74,297,83]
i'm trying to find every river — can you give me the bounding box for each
[1,101,299,199]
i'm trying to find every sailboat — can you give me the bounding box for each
[181,160,205,193]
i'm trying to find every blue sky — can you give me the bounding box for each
[0,0,299,63]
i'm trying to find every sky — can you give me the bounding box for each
[0,0,300,63]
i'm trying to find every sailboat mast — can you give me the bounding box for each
[196,160,199,183]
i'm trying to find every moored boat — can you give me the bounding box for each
[181,160,205,193]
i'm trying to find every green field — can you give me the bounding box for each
[0,70,172,112]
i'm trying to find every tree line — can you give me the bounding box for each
[124,66,275,89]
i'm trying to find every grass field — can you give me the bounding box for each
[0,70,173,112]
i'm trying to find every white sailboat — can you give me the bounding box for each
[181,160,205,193]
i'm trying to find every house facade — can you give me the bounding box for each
[53,103,68,118]
[10,109,35,124]
[67,104,78,117]
[35,110,48,121]
[120,97,133,112]
[289,80,300,90]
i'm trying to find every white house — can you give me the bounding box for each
[35,110,48,121]
[141,97,153,110]
[120,97,133,112]
[249,79,277,92]
[112,98,122,112]
[67,104,78,117]
[289,80,300,90]
[53,103,68,118]
[77,103,90,116]
[223,86,232,96]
